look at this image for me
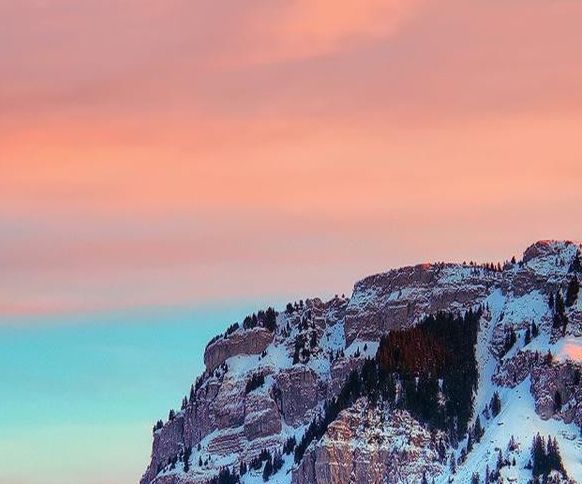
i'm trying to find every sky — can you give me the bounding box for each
[1,0,581,483]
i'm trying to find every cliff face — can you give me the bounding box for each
[140,240,582,484]
[292,402,446,484]
[344,262,499,346]
[204,328,274,373]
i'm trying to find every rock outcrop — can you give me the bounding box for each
[204,327,274,373]
[275,366,323,426]
[292,400,446,484]
[344,263,499,346]
[494,350,582,427]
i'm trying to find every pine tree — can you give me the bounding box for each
[545,350,553,365]
[210,467,240,484]
[310,330,317,348]
[525,327,531,345]
[566,275,579,307]
[471,472,480,484]
[183,446,192,472]
[531,433,545,478]
[474,416,483,442]
[553,292,568,332]
[547,437,558,473]
[272,452,283,473]
[547,436,566,476]
[262,456,273,481]
[570,252,581,273]
[490,391,501,417]
[554,390,562,412]
[153,419,164,433]
[531,321,539,338]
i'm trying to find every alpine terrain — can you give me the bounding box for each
[140,240,582,484]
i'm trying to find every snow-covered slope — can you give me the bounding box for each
[141,240,582,484]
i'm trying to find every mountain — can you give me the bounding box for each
[140,240,582,484]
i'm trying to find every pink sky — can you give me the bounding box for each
[1,0,582,316]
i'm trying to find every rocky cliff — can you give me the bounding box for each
[140,240,582,484]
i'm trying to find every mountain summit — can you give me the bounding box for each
[141,240,582,484]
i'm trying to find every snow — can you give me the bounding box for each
[225,336,293,380]
[523,334,582,363]
[523,241,580,277]
[225,353,264,378]
[446,378,582,484]
[502,291,550,327]
[262,340,294,370]
[344,339,378,359]
[348,285,380,310]
[524,331,552,353]
[439,264,484,284]
[472,289,505,421]
[306,355,331,378]
[306,321,347,381]
[438,283,582,483]
[320,321,346,353]
[386,286,414,302]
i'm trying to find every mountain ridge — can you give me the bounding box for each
[141,240,582,484]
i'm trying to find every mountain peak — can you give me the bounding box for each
[523,239,581,263]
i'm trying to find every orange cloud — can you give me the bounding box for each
[234,0,422,64]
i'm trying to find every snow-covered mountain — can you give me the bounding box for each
[140,240,582,484]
